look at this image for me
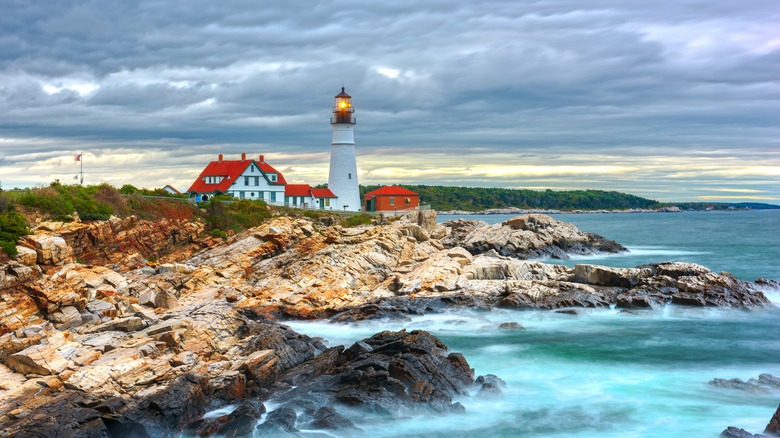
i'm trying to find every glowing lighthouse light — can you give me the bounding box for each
[327,87,361,211]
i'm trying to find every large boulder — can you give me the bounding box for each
[266,329,477,431]
[442,215,626,260]
[26,235,73,265]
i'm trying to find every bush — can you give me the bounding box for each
[203,199,272,233]
[119,184,140,195]
[19,187,76,221]
[340,213,373,228]
[0,193,10,213]
[209,229,228,240]
[0,210,29,258]
[126,193,196,222]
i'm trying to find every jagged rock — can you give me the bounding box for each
[615,293,664,309]
[720,426,763,438]
[757,374,780,388]
[77,331,128,352]
[270,329,475,417]
[476,374,507,388]
[572,264,649,288]
[6,339,77,375]
[721,403,780,438]
[26,235,73,265]
[498,322,524,330]
[711,374,780,394]
[15,245,38,266]
[238,349,279,387]
[311,406,360,432]
[256,406,299,435]
[138,289,178,309]
[765,403,780,435]
[0,391,106,437]
[443,214,626,260]
[50,305,83,330]
[710,378,770,393]
[183,401,266,437]
[86,299,116,318]
[477,381,503,398]
[81,316,145,334]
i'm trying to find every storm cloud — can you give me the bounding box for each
[0,0,777,202]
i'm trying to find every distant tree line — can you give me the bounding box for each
[359,185,658,211]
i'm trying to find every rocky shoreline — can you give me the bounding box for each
[438,206,683,215]
[0,211,775,436]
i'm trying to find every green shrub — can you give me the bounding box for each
[0,210,29,258]
[19,187,75,221]
[119,184,140,195]
[340,213,373,228]
[209,229,228,240]
[203,199,271,234]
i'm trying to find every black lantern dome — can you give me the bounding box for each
[332,87,355,125]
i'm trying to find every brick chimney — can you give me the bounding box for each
[218,154,223,162]
[241,153,246,161]
[258,155,264,163]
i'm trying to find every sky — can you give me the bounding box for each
[0,0,778,203]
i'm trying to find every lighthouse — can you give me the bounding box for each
[327,87,361,211]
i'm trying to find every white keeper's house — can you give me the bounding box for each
[187,88,361,210]
[186,153,338,209]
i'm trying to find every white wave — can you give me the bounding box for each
[757,286,780,304]
[624,246,709,256]
[202,404,237,419]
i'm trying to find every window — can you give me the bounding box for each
[325,199,330,207]
[405,198,411,205]
[254,176,260,186]
[244,176,249,185]
[270,192,276,202]
[269,174,277,182]
[348,173,352,180]
[389,197,395,206]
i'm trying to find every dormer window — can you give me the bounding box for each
[203,176,224,184]
[269,174,277,182]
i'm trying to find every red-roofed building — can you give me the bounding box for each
[188,152,341,209]
[187,153,286,202]
[364,186,419,212]
[285,184,338,209]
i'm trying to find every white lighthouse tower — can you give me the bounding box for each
[327,87,361,211]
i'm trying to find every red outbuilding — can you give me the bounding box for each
[364,186,419,212]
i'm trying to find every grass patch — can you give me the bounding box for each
[340,213,373,228]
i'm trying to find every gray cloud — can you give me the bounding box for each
[0,0,777,202]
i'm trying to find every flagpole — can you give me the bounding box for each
[80,152,83,185]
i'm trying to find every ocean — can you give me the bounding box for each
[284,210,780,437]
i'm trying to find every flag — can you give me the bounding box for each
[75,154,82,162]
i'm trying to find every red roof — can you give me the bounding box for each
[257,161,287,185]
[310,188,337,198]
[364,185,418,198]
[187,158,286,193]
[285,184,311,197]
[187,159,251,193]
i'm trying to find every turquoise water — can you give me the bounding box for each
[281,211,780,437]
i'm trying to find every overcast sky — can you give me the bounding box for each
[0,0,778,203]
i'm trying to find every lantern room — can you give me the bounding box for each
[331,87,355,125]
